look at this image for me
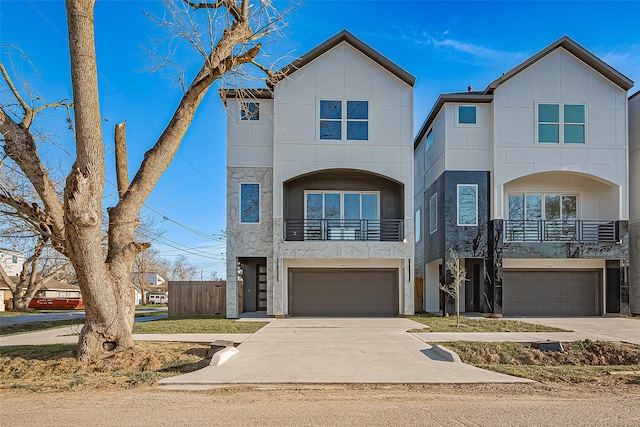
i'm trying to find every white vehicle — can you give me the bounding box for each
[148,294,168,304]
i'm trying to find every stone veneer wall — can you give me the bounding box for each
[226,167,273,318]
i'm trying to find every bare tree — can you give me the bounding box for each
[167,255,198,281]
[0,236,71,310]
[0,0,291,360]
[440,249,467,327]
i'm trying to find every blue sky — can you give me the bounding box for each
[1,0,639,279]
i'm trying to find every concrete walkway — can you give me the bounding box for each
[412,316,640,345]
[159,318,532,388]
[0,326,252,347]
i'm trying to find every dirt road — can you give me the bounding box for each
[2,383,639,426]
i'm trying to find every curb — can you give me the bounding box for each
[431,345,462,363]
[209,347,238,366]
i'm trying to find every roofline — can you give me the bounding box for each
[414,93,494,149]
[218,88,273,105]
[485,35,634,93]
[272,30,416,87]
[630,90,640,101]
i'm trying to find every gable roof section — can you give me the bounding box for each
[273,30,416,87]
[485,35,634,94]
[414,92,493,149]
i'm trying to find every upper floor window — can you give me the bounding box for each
[415,209,422,242]
[457,184,478,226]
[425,128,434,150]
[240,102,260,121]
[538,103,585,144]
[320,100,368,140]
[240,183,260,223]
[12,255,18,263]
[508,194,577,221]
[457,105,476,125]
[305,191,379,220]
[429,193,437,234]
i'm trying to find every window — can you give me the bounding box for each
[429,193,437,234]
[320,100,368,140]
[457,106,476,125]
[425,129,434,150]
[415,209,422,242]
[538,103,585,143]
[240,183,260,223]
[457,185,478,226]
[304,191,379,220]
[240,102,259,121]
[12,255,18,263]
[508,194,577,220]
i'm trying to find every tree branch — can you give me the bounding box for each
[114,121,129,199]
[183,0,242,22]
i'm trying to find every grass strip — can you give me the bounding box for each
[409,313,567,332]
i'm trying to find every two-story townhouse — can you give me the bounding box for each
[630,90,640,314]
[0,248,23,277]
[225,31,415,318]
[415,36,634,317]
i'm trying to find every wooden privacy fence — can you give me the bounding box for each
[168,280,226,318]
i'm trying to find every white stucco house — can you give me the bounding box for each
[225,30,415,318]
[630,90,640,314]
[414,36,634,316]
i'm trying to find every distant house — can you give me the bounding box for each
[224,31,415,318]
[0,248,23,276]
[0,277,81,310]
[414,36,634,316]
[629,90,640,314]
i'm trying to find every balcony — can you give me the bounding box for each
[284,219,404,242]
[504,220,619,242]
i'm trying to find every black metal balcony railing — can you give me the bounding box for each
[504,220,619,242]
[284,219,404,242]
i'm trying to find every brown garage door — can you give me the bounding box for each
[502,270,601,316]
[288,268,398,317]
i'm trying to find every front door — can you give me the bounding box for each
[257,265,267,312]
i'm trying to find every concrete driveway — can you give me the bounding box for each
[159,318,531,388]
[508,316,640,344]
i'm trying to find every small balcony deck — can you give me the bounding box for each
[504,220,619,242]
[284,219,404,242]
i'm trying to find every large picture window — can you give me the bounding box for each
[240,183,260,223]
[320,100,368,140]
[538,103,585,144]
[305,191,379,220]
[508,194,577,221]
[457,184,478,226]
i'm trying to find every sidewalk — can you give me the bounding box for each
[0,326,251,347]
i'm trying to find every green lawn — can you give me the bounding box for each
[1,314,267,336]
[409,313,567,332]
[132,316,267,334]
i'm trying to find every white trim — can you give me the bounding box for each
[457,184,478,226]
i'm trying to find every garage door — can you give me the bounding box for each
[288,269,398,317]
[502,270,601,316]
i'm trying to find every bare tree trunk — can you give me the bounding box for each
[65,0,135,360]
